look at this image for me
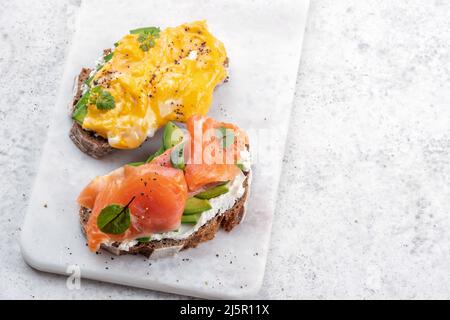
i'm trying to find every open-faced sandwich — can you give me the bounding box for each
[77,116,251,258]
[70,21,229,158]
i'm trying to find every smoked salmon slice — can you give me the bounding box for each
[77,167,125,209]
[77,115,248,252]
[150,148,172,168]
[79,163,187,251]
[183,115,248,191]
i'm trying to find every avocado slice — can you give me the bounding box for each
[104,52,114,62]
[127,161,145,167]
[195,183,230,199]
[72,90,90,125]
[85,74,95,87]
[144,122,183,164]
[163,121,184,150]
[181,214,200,224]
[137,237,150,243]
[170,141,186,170]
[183,197,212,215]
[72,104,87,125]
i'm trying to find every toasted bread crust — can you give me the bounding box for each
[69,122,113,159]
[73,67,91,104]
[69,67,113,158]
[79,172,250,258]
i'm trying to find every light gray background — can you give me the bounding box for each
[1,0,450,299]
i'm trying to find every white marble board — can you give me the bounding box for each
[20,0,310,299]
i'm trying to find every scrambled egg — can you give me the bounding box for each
[82,21,228,149]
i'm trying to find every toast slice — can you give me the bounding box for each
[69,56,229,159]
[79,171,251,258]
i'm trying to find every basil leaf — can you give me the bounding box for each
[137,237,151,243]
[137,32,148,43]
[97,204,131,235]
[216,127,235,148]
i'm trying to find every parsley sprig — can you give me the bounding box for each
[89,86,116,111]
[130,26,160,51]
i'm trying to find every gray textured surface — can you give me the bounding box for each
[1,0,450,299]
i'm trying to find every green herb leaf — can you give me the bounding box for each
[216,127,235,148]
[97,203,131,235]
[137,237,151,243]
[89,86,116,111]
[139,43,150,52]
[131,26,160,52]
[96,90,115,110]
